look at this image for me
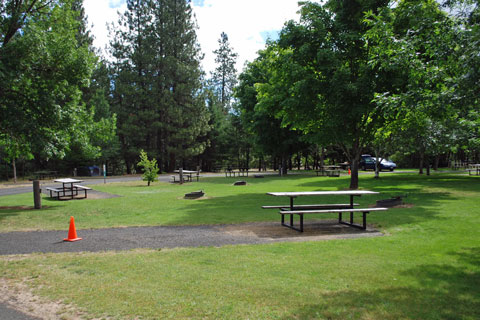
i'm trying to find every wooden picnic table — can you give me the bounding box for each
[225,168,249,177]
[315,165,342,177]
[263,190,386,232]
[467,164,480,176]
[33,170,58,180]
[45,178,91,200]
[173,170,201,182]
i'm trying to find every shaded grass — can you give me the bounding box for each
[0,172,479,319]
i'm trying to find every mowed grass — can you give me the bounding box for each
[0,173,400,232]
[1,172,479,319]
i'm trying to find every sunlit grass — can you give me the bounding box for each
[1,172,479,319]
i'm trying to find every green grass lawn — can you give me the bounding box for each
[1,172,479,319]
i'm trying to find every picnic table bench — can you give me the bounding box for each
[263,190,387,232]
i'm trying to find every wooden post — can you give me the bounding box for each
[179,168,184,184]
[33,180,41,209]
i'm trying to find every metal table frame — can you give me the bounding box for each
[267,191,379,231]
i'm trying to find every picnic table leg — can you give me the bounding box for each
[362,212,367,229]
[349,195,354,224]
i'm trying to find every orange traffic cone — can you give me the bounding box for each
[64,216,82,242]
[348,168,351,175]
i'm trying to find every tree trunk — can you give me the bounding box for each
[433,155,439,171]
[12,158,17,183]
[279,156,288,176]
[125,159,132,174]
[349,158,359,190]
[320,147,325,168]
[419,152,424,174]
[425,156,430,176]
[374,153,380,179]
[348,142,361,190]
[168,153,176,172]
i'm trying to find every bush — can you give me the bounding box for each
[137,150,159,186]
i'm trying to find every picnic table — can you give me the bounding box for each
[32,170,58,180]
[45,178,91,200]
[315,165,341,177]
[225,168,249,177]
[467,164,480,176]
[262,190,387,232]
[172,170,201,182]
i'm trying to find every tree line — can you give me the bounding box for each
[1,0,479,189]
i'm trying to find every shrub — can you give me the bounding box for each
[137,150,159,186]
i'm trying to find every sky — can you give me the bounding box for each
[83,0,302,75]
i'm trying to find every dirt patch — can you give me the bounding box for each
[218,219,384,242]
[85,190,121,200]
[0,278,96,320]
[41,190,121,201]
[177,196,213,200]
[368,203,415,209]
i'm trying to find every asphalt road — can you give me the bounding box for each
[0,303,41,320]
[0,172,278,197]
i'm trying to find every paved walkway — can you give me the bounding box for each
[0,221,382,256]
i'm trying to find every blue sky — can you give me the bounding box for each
[84,0,301,74]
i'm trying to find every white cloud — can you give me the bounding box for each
[83,0,128,57]
[84,0,301,74]
[192,0,301,74]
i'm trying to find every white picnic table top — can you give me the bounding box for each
[267,190,378,197]
[174,170,198,174]
[54,178,84,184]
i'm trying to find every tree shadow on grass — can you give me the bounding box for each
[281,247,480,320]
[0,205,59,223]
[297,172,480,193]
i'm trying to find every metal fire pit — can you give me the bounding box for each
[185,190,205,199]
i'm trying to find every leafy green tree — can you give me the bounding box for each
[365,0,467,171]
[0,0,97,174]
[236,51,307,175]
[137,150,159,186]
[253,1,390,187]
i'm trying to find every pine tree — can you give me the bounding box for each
[110,0,209,172]
[211,32,238,111]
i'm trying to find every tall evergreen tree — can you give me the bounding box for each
[211,32,238,110]
[110,0,209,173]
[151,0,209,171]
